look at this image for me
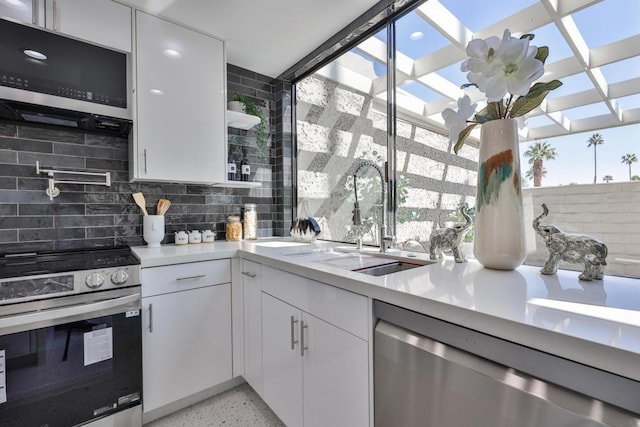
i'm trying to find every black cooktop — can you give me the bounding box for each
[0,246,139,279]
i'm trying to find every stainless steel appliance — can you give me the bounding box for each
[0,18,131,135]
[374,301,640,427]
[0,246,142,427]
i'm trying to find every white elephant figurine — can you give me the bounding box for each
[429,205,473,263]
[533,204,608,281]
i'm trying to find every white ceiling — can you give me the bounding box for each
[120,0,380,78]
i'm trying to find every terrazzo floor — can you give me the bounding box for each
[145,383,285,427]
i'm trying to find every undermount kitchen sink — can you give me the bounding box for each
[355,260,426,276]
[293,247,434,276]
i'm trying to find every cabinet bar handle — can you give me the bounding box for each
[241,271,256,278]
[148,303,153,333]
[176,274,206,281]
[143,149,148,174]
[300,321,308,356]
[32,0,37,25]
[290,316,299,350]
[52,0,57,30]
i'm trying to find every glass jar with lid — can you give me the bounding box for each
[243,204,258,240]
[226,215,242,241]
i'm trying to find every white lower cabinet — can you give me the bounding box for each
[259,265,369,427]
[141,260,233,413]
[301,311,369,427]
[262,293,303,426]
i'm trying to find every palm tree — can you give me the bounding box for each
[523,141,557,187]
[525,166,547,183]
[587,133,604,184]
[621,153,638,180]
[602,175,614,183]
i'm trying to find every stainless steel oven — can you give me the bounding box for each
[0,247,142,427]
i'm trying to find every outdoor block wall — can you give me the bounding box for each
[296,72,479,245]
[523,182,640,278]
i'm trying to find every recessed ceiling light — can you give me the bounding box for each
[163,49,181,59]
[410,31,423,41]
[150,89,164,95]
[3,0,27,10]
[404,79,415,85]
[23,49,47,60]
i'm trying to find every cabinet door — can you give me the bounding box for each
[0,0,41,26]
[142,283,232,413]
[135,11,226,184]
[262,293,303,427]
[46,0,132,51]
[302,312,369,427]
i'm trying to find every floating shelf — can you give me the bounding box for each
[211,181,262,188]
[227,110,260,130]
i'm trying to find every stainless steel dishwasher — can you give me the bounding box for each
[374,301,640,427]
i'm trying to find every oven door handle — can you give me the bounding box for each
[0,293,141,336]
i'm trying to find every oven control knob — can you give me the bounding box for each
[111,270,129,285]
[85,272,105,289]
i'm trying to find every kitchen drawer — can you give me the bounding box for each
[142,259,231,297]
[261,265,368,340]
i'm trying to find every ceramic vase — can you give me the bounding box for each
[473,119,526,270]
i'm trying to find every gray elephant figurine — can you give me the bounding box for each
[533,204,608,281]
[429,205,472,263]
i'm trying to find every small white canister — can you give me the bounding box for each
[174,231,188,245]
[202,229,216,243]
[188,230,202,244]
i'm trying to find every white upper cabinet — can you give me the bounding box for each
[0,0,131,52]
[0,0,40,26]
[133,10,226,184]
[45,0,131,51]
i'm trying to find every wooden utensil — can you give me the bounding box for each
[132,192,148,216]
[157,198,171,215]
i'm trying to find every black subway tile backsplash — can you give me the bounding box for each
[0,65,292,252]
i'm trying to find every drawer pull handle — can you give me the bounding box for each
[176,274,206,281]
[300,321,308,356]
[148,303,153,333]
[290,316,299,350]
[241,271,257,278]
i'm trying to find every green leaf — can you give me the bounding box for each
[454,123,477,154]
[535,46,549,64]
[528,80,563,96]
[460,83,478,89]
[509,82,561,118]
[520,33,535,41]
[486,102,502,120]
[474,102,503,123]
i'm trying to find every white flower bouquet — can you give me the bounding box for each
[443,30,562,154]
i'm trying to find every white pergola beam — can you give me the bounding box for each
[590,35,640,68]
[415,0,472,49]
[609,78,640,100]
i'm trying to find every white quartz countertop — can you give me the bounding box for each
[132,238,640,382]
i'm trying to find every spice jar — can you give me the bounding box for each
[226,215,242,241]
[243,204,258,240]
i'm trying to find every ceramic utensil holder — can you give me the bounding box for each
[143,215,165,248]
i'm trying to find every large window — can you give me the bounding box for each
[295,0,640,279]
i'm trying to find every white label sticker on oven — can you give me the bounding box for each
[84,327,113,366]
[125,310,140,318]
[0,350,6,404]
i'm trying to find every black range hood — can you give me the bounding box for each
[0,99,132,137]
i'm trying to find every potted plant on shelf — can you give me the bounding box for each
[231,93,269,162]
